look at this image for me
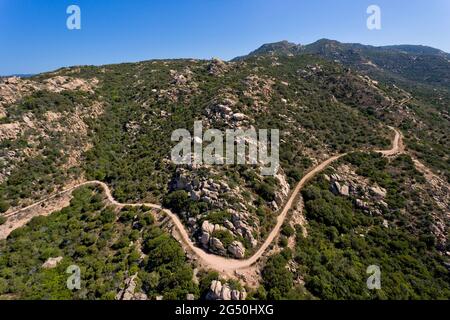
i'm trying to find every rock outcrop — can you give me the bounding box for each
[207,58,229,76]
[0,76,98,113]
[116,274,148,301]
[42,256,63,269]
[228,241,246,259]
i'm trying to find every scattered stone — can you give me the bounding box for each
[208,58,228,76]
[331,181,349,196]
[231,290,240,300]
[356,199,370,210]
[221,284,232,300]
[370,185,387,199]
[207,280,222,300]
[232,113,247,121]
[210,237,226,255]
[116,274,147,300]
[201,220,215,234]
[186,293,195,300]
[228,241,245,259]
[200,232,210,247]
[330,173,342,181]
[206,280,247,300]
[42,256,63,269]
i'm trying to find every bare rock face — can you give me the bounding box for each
[228,241,246,259]
[370,185,387,199]
[207,280,223,300]
[116,274,148,301]
[340,184,350,197]
[0,76,98,113]
[221,284,232,300]
[201,220,215,234]
[356,199,370,211]
[331,181,349,197]
[231,211,258,248]
[0,77,38,111]
[42,256,63,269]
[232,113,247,121]
[0,122,21,141]
[274,171,290,206]
[203,95,250,127]
[200,231,210,247]
[186,293,195,300]
[200,220,232,255]
[42,76,98,93]
[231,290,241,300]
[168,162,261,257]
[207,58,228,76]
[210,237,226,255]
[170,169,231,208]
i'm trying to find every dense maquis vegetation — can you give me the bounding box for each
[258,152,450,300]
[0,90,93,207]
[0,186,198,300]
[0,54,384,255]
[0,41,448,300]
[75,55,391,205]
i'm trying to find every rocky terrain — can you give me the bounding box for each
[0,39,449,300]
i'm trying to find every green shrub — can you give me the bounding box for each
[281,223,295,237]
[0,200,10,213]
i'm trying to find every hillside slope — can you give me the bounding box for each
[0,40,449,300]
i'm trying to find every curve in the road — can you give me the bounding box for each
[4,128,402,273]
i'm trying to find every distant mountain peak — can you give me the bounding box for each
[233,39,450,89]
[233,40,302,61]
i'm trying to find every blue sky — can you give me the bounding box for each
[0,0,449,75]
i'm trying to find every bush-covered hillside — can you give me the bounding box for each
[0,186,198,300]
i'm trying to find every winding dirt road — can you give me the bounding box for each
[2,128,403,273]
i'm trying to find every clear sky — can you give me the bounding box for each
[0,0,449,75]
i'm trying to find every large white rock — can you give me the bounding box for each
[210,237,226,255]
[370,185,387,199]
[221,284,232,300]
[201,220,215,234]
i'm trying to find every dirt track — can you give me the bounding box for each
[1,128,403,273]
